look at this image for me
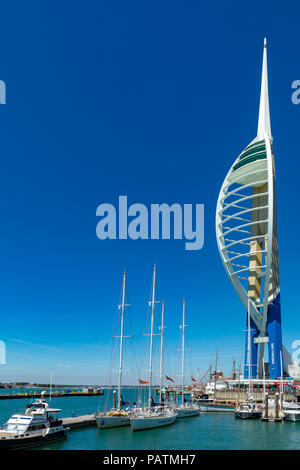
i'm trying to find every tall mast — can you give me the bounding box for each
[49,369,53,404]
[233,356,236,379]
[214,350,218,401]
[257,38,272,140]
[159,301,165,405]
[181,299,186,406]
[148,265,157,408]
[117,271,126,409]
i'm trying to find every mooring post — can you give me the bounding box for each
[275,392,279,420]
[264,392,268,420]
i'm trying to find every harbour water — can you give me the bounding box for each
[0,389,300,450]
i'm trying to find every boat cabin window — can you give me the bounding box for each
[26,403,45,409]
[0,423,28,432]
[27,424,46,431]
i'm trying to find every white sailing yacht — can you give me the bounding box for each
[95,271,131,429]
[175,300,199,418]
[130,265,178,431]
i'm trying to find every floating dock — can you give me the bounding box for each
[261,392,283,422]
[62,414,97,429]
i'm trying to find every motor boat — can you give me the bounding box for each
[235,401,262,419]
[0,392,66,449]
[282,401,300,421]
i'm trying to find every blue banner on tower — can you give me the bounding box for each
[266,292,282,379]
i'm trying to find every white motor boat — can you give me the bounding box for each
[130,406,177,431]
[235,401,262,419]
[0,392,66,449]
[283,409,300,422]
[282,401,300,421]
[283,401,300,410]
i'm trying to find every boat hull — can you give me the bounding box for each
[0,429,66,450]
[176,407,200,418]
[130,415,177,431]
[235,411,261,419]
[96,415,130,429]
[199,404,235,412]
[283,412,300,422]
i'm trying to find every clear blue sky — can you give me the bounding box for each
[0,1,299,384]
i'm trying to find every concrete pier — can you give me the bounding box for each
[62,414,97,429]
[214,390,293,404]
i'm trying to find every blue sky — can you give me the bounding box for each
[0,1,299,384]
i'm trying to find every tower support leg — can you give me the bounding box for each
[244,315,260,379]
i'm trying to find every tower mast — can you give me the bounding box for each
[257,38,272,140]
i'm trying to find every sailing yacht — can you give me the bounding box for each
[95,271,131,429]
[174,300,199,418]
[130,265,178,431]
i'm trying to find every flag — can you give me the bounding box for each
[191,376,197,382]
[165,375,175,383]
[139,379,149,384]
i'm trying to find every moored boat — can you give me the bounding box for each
[130,265,178,431]
[283,409,300,422]
[199,402,235,412]
[174,300,199,419]
[96,409,130,429]
[0,392,66,449]
[176,404,200,418]
[282,401,300,422]
[95,271,134,430]
[234,401,262,419]
[130,406,177,431]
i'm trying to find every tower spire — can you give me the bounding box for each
[257,38,272,140]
